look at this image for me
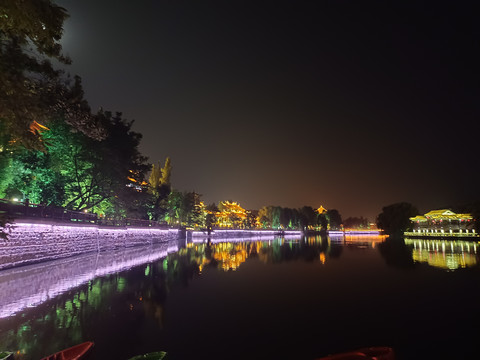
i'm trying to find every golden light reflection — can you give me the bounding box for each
[319,253,326,264]
[405,239,479,270]
[343,234,386,247]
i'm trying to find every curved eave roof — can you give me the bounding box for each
[410,210,473,222]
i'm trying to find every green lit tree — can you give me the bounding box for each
[0,111,149,214]
[165,190,183,225]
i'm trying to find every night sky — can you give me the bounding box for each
[56,0,479,220]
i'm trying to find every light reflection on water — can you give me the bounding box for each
[0,242,178,319]
[404,238,479,270]
[0,235,479,360]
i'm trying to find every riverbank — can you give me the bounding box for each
[0,219,305,271]
[0,218,180,271]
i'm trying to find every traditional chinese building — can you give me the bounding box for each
[406,209,477,238]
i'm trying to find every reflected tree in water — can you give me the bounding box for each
[377,238,415,269]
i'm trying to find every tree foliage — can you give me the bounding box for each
[0,110,149,216]
[376,202,419,236]
[148,157,172,220]
[0,0,104,150]
[326,209,342,230]
[344,216,369,229]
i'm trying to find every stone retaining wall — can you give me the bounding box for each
[0,219,180,270]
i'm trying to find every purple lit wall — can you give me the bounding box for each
[190,234,302,244]
[328,230,380,236]
[191,229,302,238]
[0,219,180,271]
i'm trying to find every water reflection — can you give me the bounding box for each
[185,235,379,271]
[0,242,178,319]
[331,234,385,249]
[0,234,394,359]
[404,238,479,270]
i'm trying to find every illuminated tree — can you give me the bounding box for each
[271,206,282,229]
[165,190,183,225]
[148,163,162,194]
[149,157,172,221]
[257,206,272,228]
[0,147,66,205]
[244,211,259,229]
[217,201,248,228]
[0,111,149,215]
[160,157,171,187]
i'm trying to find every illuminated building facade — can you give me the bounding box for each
[406,209,477,238]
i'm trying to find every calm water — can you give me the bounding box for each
[0,235,479,360]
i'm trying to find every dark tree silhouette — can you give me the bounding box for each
[376,202,419,237]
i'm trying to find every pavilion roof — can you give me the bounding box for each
[410,209,473,221]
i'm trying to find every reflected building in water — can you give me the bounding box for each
[404,239,479,270]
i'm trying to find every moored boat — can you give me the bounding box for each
[316,346,394,360]
[40,341,94,360]
[356,346,394,360]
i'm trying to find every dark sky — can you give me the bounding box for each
[56,0,479,220]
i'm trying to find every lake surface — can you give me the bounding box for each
[1,235,479,360]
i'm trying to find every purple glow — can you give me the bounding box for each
[0,221,180,270]
[191,229,302,237]
[328,230,380,236]
[190,234,302,244]
[0,242,178,319]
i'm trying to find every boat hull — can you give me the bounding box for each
[40,341,94,360]
[316,346,394,360]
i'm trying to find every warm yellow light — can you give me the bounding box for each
[320,253,326,264]
[317,205,327,214]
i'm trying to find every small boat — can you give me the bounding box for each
[356,347,394,360]
[0,351,13,360]
[316,346,394,360]
[128,351,167,360]
[40,341,94,360]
